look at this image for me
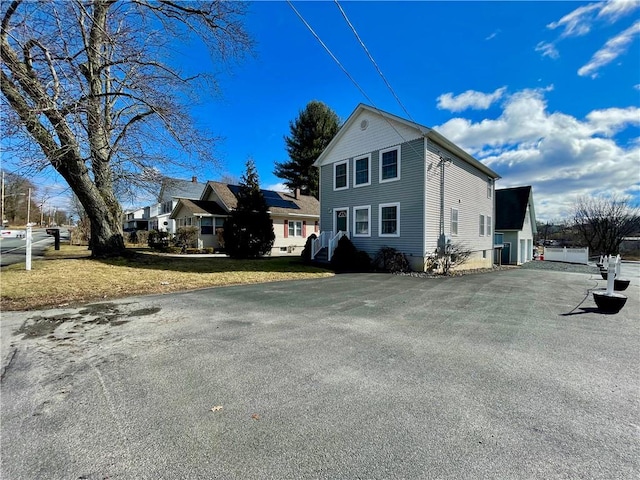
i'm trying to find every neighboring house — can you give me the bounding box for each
[149,176,206,234]
[495,186,537,265]
[170,181,320,255]
[123,206,149,231]
[312,103,501,271]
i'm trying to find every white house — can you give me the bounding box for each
[312,104,501,271]
[148,176,206,234]
[170,181,320,256]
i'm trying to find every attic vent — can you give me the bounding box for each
[360,119,368,130]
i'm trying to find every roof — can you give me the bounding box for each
[173,199,227,217]
[495,186,535,231]
[203,181,320,217]
[158,177,206,202]
[314,103,500,179]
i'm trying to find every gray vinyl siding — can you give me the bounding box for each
[319,138,426,260]
[424,138,494,257]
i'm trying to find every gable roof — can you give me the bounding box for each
[314,103,500,179]
[158,177,206,202]
[202,181,320,217]
[171,199,227,218]
[495,186,536,232]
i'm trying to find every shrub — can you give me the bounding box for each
[374,247,411,273]
[127,230,139,244]
[148,230,171,251]
[301,233,317,264]
[136,230,149,246]
[175,226,198,249]
[330,236,370,272]
[223,211,274,258]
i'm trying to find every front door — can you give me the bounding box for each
[335,209,348,234]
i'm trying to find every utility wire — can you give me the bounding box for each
[286,0,423,157]
[334,0,417,125]
[286,0,377,108]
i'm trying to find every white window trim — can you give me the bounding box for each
[333,160,349,191]
[352,205,371,237]
[334,207,349,235]
[379,145,401,183]
[353,154,371,188]
[479,214,485,236]
[378,202,400,237]
[289,220,303,237]
[451,207,459,236]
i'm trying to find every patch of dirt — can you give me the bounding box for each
[14,303,162,340]
[15,314,82,338]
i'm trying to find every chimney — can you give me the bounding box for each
[294,188,300,199]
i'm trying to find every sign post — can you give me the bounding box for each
[25,225,32,271]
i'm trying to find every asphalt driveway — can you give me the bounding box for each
[1,266,638,479]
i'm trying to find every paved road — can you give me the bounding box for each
[0,228,66,267]
[1,266,638,479]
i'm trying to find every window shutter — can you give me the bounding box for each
[302,221,307,238]
[284,220,288,238]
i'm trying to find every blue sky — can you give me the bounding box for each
[7,0,640,222]
[198,0,640,222]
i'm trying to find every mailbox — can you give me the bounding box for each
[46,228,61,250]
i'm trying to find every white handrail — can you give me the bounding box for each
[328,230,349,262]
[311,230,350,261]
[311,231,330,259]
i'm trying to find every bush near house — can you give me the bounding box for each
[330,236,371,272]
[148,230,171,251]
[373,247,411,273]
[175,226,199,249]
[301,233,317,264]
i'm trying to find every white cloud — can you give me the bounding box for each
[547,3,600,38]
[434,87,640,220]
[535,41,560,59]
[578,20,640,78]
[597,0,640,22]
[485,30,500,41]
[539,0,640,65]
[436,87,506,112]
[264,182,289,192]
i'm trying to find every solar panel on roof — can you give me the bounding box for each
[227,185,299,209]
[266,198,299,209]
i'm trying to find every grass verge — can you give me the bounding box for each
[1,245,333,311]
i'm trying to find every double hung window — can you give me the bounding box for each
[379,203,400,237]
[379,146,401,182]
[289,220,303,237]
[353,206,371,237]
[451,208,459,235]
[334,161,348,190]
[354,155,371,187]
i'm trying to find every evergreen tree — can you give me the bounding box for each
[274,101,340,198]
[223,159,275,258]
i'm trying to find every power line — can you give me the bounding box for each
[334,0,417,125]
[286,0,377,108]
[286,0,422,156]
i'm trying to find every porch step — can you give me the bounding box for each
[313,247,329,263]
